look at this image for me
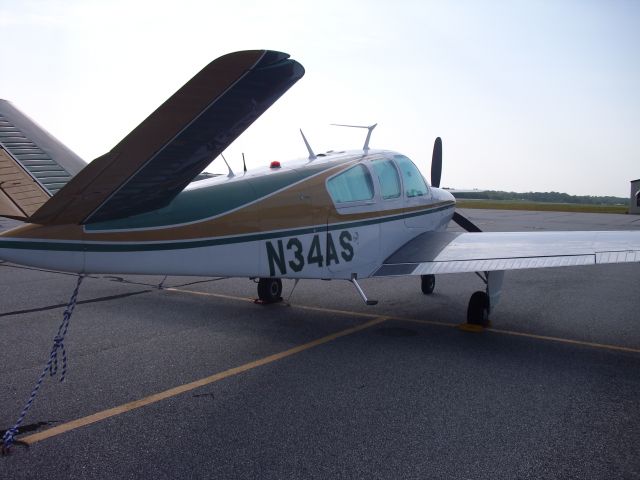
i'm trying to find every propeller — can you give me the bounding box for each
[431,137,442,188]
[452,211,482,232]
[430,137,482,233]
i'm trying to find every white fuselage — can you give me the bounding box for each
[0,151,456,280]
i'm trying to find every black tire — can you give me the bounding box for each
[421,275,435,295]
[467,291,489,326]
[257,278,282,303]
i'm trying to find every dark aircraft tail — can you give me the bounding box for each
[26,50,304,226]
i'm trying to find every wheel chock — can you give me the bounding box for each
[253,297,283,305]
[457,323,486,333]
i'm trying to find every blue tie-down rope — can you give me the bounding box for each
[2,275,84,455]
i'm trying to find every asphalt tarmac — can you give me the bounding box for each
[1,210,639,479]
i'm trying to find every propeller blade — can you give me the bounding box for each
[453,211,482,232]
[431,137,442,187]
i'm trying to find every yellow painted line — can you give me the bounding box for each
[399,317,640,354]
[166,287,455,324]
[485,327,640,354]
[21,315,388,445]
[168,287,640,354]
[165,287,385,319]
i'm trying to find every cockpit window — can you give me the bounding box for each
[327,164,374,203]
[371,159,401,200]
[395,155,429,198]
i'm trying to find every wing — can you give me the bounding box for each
[0,99,86,194]
[0,99,87,220]
[29,50,304,226]
[373,231,640,276]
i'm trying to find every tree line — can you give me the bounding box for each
[451,190,628,205]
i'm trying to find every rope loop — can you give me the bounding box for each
[48,336,67,381]
[2,274,84,454]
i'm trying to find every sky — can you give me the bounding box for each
[1,0,638,197]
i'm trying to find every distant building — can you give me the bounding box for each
[631,179,640,215]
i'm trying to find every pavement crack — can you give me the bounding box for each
[100,275,226,289]
[193,392,216,400]
[101,275,162,288]
[0,290,153,318]
[0,263,99,279]
[169,277,228,288]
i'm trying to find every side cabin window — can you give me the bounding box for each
[371,159,401,200]
[327,164,374,204]
[395,155,429,198]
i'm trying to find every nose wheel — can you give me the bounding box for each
[257,278,283,303]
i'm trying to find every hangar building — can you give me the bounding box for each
[631,179,640,215]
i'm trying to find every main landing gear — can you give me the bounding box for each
[419,272,503,327]
[256,278,283,303]
[421,275,435,295]
[420,273,487,325]
[465,271,505,327]
[467,291,489,326]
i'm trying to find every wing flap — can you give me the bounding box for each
[374,230,640,276]
[29,50,304,226]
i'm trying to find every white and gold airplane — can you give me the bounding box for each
[1,50,638,325]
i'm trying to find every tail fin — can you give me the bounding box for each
[29,50,304,226]
[0,100,86,220]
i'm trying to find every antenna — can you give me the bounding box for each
[299,129,317,160]
[242,153,247,173]
[330,123,377,153]
[220,153,235,178]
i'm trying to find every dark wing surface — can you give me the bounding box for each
[29,50,304,225]
[374,231,640,276]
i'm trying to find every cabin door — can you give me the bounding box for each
[325,163,381,278]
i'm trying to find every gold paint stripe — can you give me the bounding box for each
[21,316,388,445]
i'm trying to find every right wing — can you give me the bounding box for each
[373,230,640,276]
[29,50,304,226]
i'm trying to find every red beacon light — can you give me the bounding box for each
[270,160,281,169]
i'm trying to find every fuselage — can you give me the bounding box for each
[0,150,456,280]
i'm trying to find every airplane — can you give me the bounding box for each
[1,49,639,327]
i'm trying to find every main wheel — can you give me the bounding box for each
[257,278,282,303]
[467,291,489,326]
[421,275,435,294]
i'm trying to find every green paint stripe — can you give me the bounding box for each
[85,160,350,231]
[0,203,455,253]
